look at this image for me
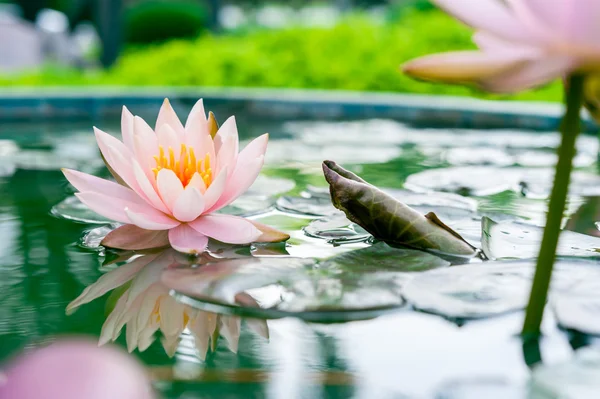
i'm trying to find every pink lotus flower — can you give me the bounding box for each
[62,99,289,253]
[402,0,600,93]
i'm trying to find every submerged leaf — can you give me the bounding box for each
[322,160,476,256]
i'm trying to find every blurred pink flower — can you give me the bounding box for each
[63,99,288,253]
[402,0,600,93]
[0,339,153,399]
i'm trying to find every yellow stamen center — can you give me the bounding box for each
[152,144,212,187]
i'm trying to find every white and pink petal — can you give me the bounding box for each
[189,214,262,244]
[168,224,209,254]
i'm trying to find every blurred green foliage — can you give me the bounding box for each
[124,0,208,44]
[0,9,562,101]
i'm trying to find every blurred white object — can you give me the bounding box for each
[36,8,68,34]
[71,22,100,62]
[219,5,246,30]
[0,11,42,72]
[0,7,97,72]
[256,5,292,28]
[0,3,21,19]
[299,6,340,27]
[36,8,72,65]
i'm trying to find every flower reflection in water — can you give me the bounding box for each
[66,247,268,360]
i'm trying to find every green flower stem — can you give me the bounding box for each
[522,74,585,339]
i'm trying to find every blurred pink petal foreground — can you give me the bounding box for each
[0,339,153,399]
[403,0,600,92]
[63,99,288,253]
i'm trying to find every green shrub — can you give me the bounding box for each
[0,9,563,102]
[124,0,208,45]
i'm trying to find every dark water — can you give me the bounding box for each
[1,111,600,398]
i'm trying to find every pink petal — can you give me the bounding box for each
[66,254,159,315]
[156,169,184,212]
[189,214,262,244]
[220,316,241,353]
[168,224,209,254]
[432,0,534,43]
[101,224,170,250]
[207,134,268,211]
[214,116,239,169]
[510,0,600,49]
[156,98,185,139]
[76,192,142,224]
[94,127,136,187]
[402,50,530,83]
[473,32,541,55]
[562,0,600,49]
[99,294,127,345]
[192,133,216,170]
[236,133,268,169]
[209,156,264,212]
[216,135,238,177]
[156,124,180,155]
[2,340,152,399]
[126,251,176,306]
[133,285,163,334]
[234,292,269,339]
[172,187,205,222]
[186,172,207,194]
[184,99,208,139]
[481,56,575,93]
[121,106,135,152]
[62,168,143,205]
[133,118,159,182]
[158,296,185,338]
[132,160,170,214]
[188,312,211,360]
[125,208,180,230]
[203,167,227,210]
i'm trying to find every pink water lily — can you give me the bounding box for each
[402,0,600,93]
[62,99,289,253]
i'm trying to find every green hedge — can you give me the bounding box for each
[124,0,208,45]
[0,10,562,102]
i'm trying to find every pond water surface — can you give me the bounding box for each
[1,106,600,398]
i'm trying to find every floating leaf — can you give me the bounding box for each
[406,166,600,198]
[481,217,600,260]
[303,213,371,245]
[322,160,476,257]
[218,175,295,216]
[163,246,435,321]
[551,276,600,335]
[320,242,449,273]
[435,378,525,399]
[51,196,113,224]
[405,167,522,196]
[531,346,600,398]
[402,259,600,320]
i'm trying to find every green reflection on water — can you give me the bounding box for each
[0,118,598,398]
